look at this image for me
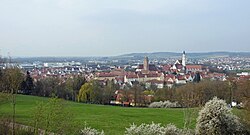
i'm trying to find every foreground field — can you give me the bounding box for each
[0,95,198,135]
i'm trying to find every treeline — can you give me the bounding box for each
[33,76,85,101]
[77,80,152,106]
[0,68,250,133]
[0,68,149,106]
[1,68,249,109]
[154,80,250,107]
[0,68,86,101]
[78,80,119,104]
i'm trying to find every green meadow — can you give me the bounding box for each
[0,95,198,135]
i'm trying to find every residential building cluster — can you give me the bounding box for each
[1,52,250,87]
[94,51,229,89]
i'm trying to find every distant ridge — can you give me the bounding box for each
[118,52,250,59]
[11,52,250,63]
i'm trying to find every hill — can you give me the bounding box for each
[0,95,197,135]
[118,51,250,59]
[12,51,250,63]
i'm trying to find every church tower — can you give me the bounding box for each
[182,51,186,72]
[182,51,186,67]
[143,56,149,71]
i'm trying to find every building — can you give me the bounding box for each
[171,51,187,73]
[186,65,203,73]
[143,56,149,71]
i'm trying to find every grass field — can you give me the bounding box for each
[0,95,198,135]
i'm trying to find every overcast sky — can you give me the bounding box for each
[0,0,250,57]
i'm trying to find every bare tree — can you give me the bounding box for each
[2,68,24,135]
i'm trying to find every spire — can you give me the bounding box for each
[182,51,186,67]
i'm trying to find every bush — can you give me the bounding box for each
[32,98,80,135]
[79,126,104,135]
[125,122,165,135]
[125,122,192,135]
[148,101,181,108]
[163,124,193,135]
[195,97,244,135]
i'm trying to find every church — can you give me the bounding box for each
[171,51,205,75]
[171,51,187,74]
[136,56,157,73]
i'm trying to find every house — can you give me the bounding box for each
[175,75,187,85]
[164,74,176,88]
[185,74,194,82]
[161,65,172,73]
[95,72,116,80]
[145,79,164,89]
[114,76,124,85]
[124,71,164,85]
[124,73,139,84]
[186,65,203,73]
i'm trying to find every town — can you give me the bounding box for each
[1,51,250,106]
[1,0,250,134]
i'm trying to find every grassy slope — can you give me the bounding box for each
[0,95,198,135]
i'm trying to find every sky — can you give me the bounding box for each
[0,0,250,57]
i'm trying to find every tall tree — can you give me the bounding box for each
[2,68,24,135]
[78,82,93,102]
[131,82,144,106]
[72,76,86,101]
[236,80,250,132]
[90,80,103,104]
[32,98,76,135]
[25,71,34,95]
[103,80,117,104]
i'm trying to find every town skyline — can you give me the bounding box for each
[1,1,250,134]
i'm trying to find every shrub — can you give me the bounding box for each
[79,126,104,135]
[125,122,165,135]
[32,98,81,135]
[148,101,181,108]
[163,124,193,135]
[125,122,192,135]
[195,97,244,135]
[148,101,163,108]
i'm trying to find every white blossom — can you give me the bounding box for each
[195,97,244,135]
[79,126,104,135]
[125,122,191,135]
[149,101,181,108]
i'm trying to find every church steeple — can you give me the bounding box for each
[182,51,186,67]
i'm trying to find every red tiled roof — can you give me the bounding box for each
[97,72,116,77]
[146,79,164,84]
[239,76,250,80]
[126,74,138,79]
[165,74,175,78]
[162,65,171,71]
[166,81,174,84]
[175,64,183,69]
[146,74,159,78]
[115,77,124,82]
[176,75,186,80]
[186,65,202,70]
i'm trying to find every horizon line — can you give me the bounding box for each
[2,51,250,58]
